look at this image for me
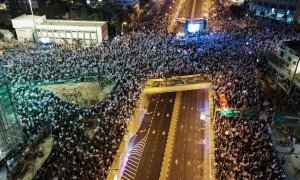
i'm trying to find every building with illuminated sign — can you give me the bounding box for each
[11,14,108,45]
[250,0,300,24]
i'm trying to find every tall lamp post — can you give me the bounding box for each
[121,22,127,35]
[28,0,38,43]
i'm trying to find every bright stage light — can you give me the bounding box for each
[187,23,200,33]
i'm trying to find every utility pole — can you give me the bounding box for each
[28,0,38,43]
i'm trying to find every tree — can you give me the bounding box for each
[62,38,69,45]
[72,39,82,47]
[80,5,90,20]
[87,12,104,21]
[0,32,4,41]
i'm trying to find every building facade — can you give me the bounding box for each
[0,58,22,160]
[114,0,138,8]
[86,0,138,9]
[268,41,300,89]
[250,0,300,24]
[12,14,108,45]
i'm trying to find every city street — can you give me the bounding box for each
[179,0,207,20]
[168,89,211,180]
[121,88,211,180]
[121,92,176,180]
[174,0,211,32]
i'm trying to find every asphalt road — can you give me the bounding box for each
[168,89,210,180]
[121,92,176,180]
[175,0,210,32]
[179,0,207,20]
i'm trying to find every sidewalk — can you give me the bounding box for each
[272,123,300,179]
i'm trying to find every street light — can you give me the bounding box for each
[28,0,37,43]
[121,22,127,35]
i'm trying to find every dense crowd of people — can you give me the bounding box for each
[2,0,300,179]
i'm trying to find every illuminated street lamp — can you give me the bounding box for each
[28,0,37,43]
[121,22,127,35]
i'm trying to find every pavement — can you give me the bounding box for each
[271,123,300,179]
[173,0,211,33]
[120,88,212,180]
[121,92,176,180]
[168,89,211,180]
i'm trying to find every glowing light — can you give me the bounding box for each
[114,175,118,180]
[40,37,50,44]
[176,32,185,37]
[200,111,206,120]
[187,23,200,33]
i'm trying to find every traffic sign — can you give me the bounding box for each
[221,108,260,119]
[274,113,285,122]
[221,108,241,117]
[242,110,259,119]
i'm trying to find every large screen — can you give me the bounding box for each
[187,23,200,33]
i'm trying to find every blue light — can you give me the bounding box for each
[188,23,200,33]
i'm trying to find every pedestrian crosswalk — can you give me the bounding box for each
[121,130,149,180]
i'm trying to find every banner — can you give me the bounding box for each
[219,94,229,108]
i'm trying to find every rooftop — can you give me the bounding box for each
[12,15,106,28]
[12,14,44,21]
[41,20,106,27]
[284,41,300,53]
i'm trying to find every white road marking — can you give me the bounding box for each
[175,159,179,166]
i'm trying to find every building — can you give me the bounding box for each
[0,58,22,161]
[268,41,300,90]
[17,0,38,8]
[12,14,108,45]
[0,1,7,10]
[250,0,300,24]
[229,0,245,5]
[114,0,138,8]
[86,0,138,9]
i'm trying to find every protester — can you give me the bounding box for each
[2,1,298,179]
